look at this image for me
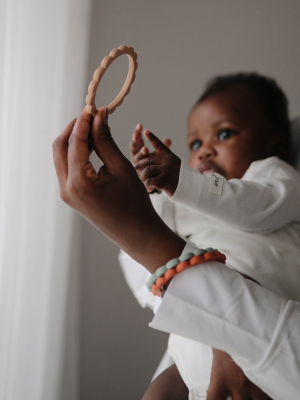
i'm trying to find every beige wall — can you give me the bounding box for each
[80,1,300,398]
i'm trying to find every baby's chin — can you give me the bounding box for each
[188,161,229,179]
[201,169,218,175]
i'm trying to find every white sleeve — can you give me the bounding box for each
[171,157,300,233]
[118,192,176,311]
[150,249,300,400]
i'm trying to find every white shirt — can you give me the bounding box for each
[118,156,300,399]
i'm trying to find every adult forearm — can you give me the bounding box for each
[115,212,186,274]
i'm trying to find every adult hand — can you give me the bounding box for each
[207,349,272,400]
[52,107,185,273]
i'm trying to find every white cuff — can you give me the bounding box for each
[171,160,205,209]
[150,262,278,364]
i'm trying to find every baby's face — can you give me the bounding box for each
[187,87,275,180]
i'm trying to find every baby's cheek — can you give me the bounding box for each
[188,154,198,170]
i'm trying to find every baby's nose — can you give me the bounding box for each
[198,144,214,159]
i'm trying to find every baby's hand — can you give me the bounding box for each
[132,130,181,197]
[130,123,145,164]
[207,349,272,400]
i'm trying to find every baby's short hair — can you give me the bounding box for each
[197,72,291,148]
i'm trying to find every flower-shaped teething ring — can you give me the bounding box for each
[85,45,138,116]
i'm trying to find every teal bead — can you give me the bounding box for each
[146,280,153,290]
[193,248,206,256]
[146,275,157,290]
[205,247,214,252]
[149,274,157,285]
[166,258,180,270]
[156,265,167,278]
[179,252,194,262]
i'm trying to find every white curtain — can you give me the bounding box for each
[0,1,91,399]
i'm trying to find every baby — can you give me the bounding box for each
[118,73,300,399]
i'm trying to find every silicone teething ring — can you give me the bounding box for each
[85,45,138,116]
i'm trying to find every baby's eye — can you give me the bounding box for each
[217,129,237,141]
[189,140,202,151]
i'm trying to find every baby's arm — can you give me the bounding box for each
[133,131,300,233]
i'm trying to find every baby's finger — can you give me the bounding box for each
[162,138,172,148]
[144,174,165,193]
[139,165,161,184]
[133,155,162,171]
[130,123,144,157]
[144,130,170,154]
[132,146,149,164]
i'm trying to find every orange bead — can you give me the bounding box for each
[151,284,161,297]
[164,268,177,281]
[204,252,216,261]
[214,252,226,264]
[190,255,204,266]
[176,261,191,273]
[156,276,167,288]
[221,254,227,263]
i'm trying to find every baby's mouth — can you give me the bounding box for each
[198,161,223,176]
[201,169,217,175]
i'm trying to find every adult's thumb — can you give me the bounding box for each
[91,107,125,169]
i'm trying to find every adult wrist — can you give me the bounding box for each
[120,210,186,274]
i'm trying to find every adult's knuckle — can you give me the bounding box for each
[68,135,75,146]
[60,189,69,204]
[67,176,85,198]
[66,179,78,196]
[205,387,215,399]
[52,137,61,151]
[96,128,113,142]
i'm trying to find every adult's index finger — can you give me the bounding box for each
[68,108,93,172]
[53,118,77,184]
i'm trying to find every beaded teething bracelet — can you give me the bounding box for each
[85,45,138,116]
[147,248,226,297]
